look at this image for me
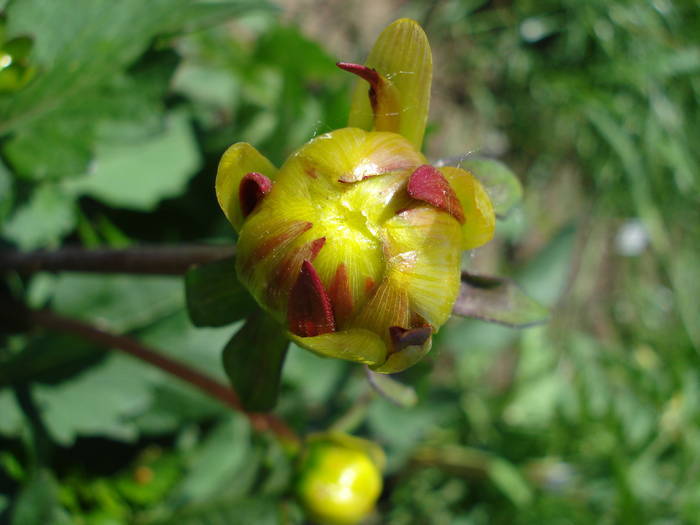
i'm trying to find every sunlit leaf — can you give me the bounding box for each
[453,272,549,327]
[458,158,523,218]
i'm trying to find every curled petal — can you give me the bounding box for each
[439,166,496,250]
[337,62,401,134]
[407,164,465,223]
[216,143,277,231]
[370,334,432,374]
[289,329,388,366]
[389,325,432,352]
[239,172,273,217]
[348,18,432,150]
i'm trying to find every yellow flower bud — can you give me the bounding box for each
[216,19,495,372]
[296,433,384,525]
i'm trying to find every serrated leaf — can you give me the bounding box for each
[34,354,155,445]
[348,18,432,150]
[51,274,183,332]
[459,158,523,218]
[161,0,279,34]
[453,272,549,328]
[185,256,256,327]
[2,184,76,249]
[171,416,253,505]
[0,334,105,389]
[64,110,201,210]
[0,0,191,135]
[222,311,289,411]
[366,368,418,408]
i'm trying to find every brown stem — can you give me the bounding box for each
[25,308,298,445]
[0,245,235,276]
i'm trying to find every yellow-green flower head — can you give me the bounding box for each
[296,433,385,525]
[216,19,495,373]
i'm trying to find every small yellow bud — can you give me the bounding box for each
[296,434,384,525]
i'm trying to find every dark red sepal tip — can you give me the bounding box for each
[407,165,465,223]
[239,172,273,217]
[389,325,432,353]
[336,62,381,86]
[287,260,336,337]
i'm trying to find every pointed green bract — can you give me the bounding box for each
[348,18,433,150]
[365,368,418,407]
[222,310,290,411]
[216,142,278,232]
[460,158,523,218]
[453,273,549,328]
[185,256,256,327]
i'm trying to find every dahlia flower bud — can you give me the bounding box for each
[216,19,495,373]
[295,433,385,525]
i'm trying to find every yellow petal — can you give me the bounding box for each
[216,142,278,232]
[348,18,432,150]
[440,166,496,250]
[289,329,388,366]
[350,277,411,345]
[382,206,462,328]
[370,336,432,374]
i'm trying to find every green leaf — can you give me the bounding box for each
[222,311,289,411]
[0,334,105,388]
[64,110,201,211]
[2,184,76,249]
[366,368,418,408]
[161,0,279,34]
[0,160,12,227]
[185,256,256,327]
[34,354,155,445]
[0,391,24,437]
[458,158,523,218]
[51,274,183,332]
[452,272,549,328]
[10,470,62,525]
[170,416,254,505]
[0,0,188,135]
[151,497,280,525]
[488,457,533,507]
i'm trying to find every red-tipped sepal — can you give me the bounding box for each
[239,172,273,217]
[337,62,401,134]
[389,325,432,353]
[288,260,336,337]
[407,165,465,223]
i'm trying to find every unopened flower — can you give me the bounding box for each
[216,19,495,373]
[296,433,385,525]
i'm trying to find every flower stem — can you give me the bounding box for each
[0,245,235,276]
[5,302,299,445]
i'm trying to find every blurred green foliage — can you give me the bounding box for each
[1,0,699,523]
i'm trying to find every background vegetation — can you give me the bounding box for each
[1,0,699,523]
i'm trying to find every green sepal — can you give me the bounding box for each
[222,310,290,412]
[365,367,417,408]
[184,256,256,327]
[459,158,523,218]
[453,272,549,328]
